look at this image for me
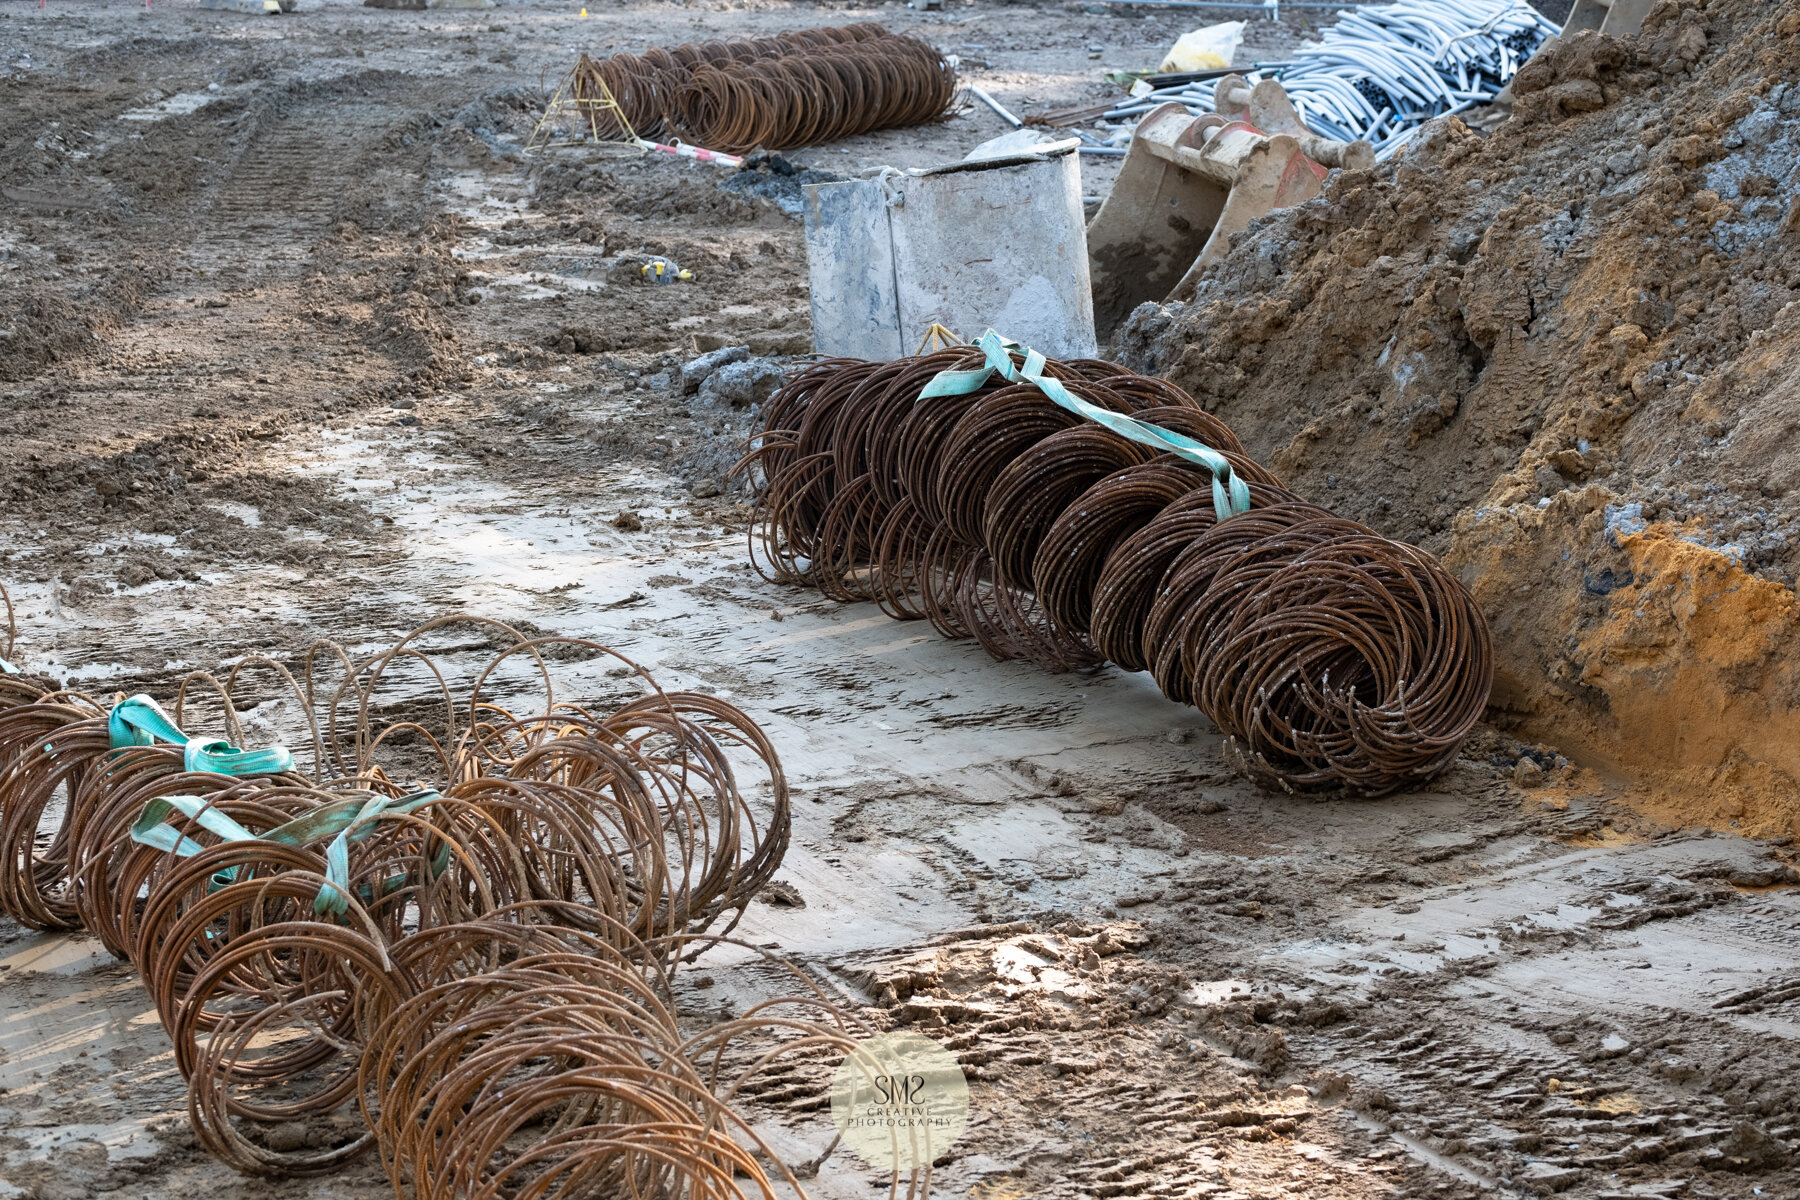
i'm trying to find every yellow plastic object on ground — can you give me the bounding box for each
[641,259,692,284]
[1159,21,1244,72]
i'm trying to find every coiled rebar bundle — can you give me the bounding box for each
[736,344,1493,797]
[572,23,957,152]
[0,611,896,1196]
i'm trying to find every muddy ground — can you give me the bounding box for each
[1,1,1797,1199]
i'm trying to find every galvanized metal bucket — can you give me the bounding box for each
[801,140,1097,361]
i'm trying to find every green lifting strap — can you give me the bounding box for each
[108,694,296,777]
[917,329,1253,520]
[129,788,446,916]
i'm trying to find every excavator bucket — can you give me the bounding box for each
[1562,0,1655,36]
[1086,78,1371,340]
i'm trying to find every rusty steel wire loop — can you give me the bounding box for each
[363,934,873,1200]
[572,24,957,152]
[0,578,25,696]
[735,351,1493,797]
[0,614,893,1197]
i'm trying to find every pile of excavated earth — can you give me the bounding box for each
[1123,0,1800,838]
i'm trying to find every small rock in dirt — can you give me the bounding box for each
[1549,79,1606,115]
[681,345,750,394]
[1517,1163,1583,1194]
[1738,106,1781,147]
[1310,1070,1352,1100]
[1604,148,1642,176]
[116,561,155,588]
[691,478,721,499]
[391,398,416,410]
[697,357,785,408]
[264,1122,309,1153]
[1514,757,1547,788]
[645,370,671,391]
[1051,1057,1100,1074]
[612,510,643,532]
[1719,1119,1790,1169]
[759,879,806,908]
[395,415,420,427]
[1550,448,1587,477]
[1167,728,1190,744]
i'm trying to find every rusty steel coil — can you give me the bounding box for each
[574,24,892,141]
[1089,479,1307,673]
[185,916,410,1176]
[569,24,956,152]
[363,935,871,1200]
[0,613,863,1191]
[736,348,1493,797]
[72,763,320,957]
[0,697,111,929]
[672,37,957,153]
[1198,534,1493,792]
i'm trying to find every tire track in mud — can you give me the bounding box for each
[8,77,441,458]
[180,109,346,281]
[177,86,434,283]
[0,75,474,696]
[1173,827,1800,1197]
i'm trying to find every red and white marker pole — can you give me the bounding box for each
[635,138,743,169]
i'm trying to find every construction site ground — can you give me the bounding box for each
[1,1,1797,1198]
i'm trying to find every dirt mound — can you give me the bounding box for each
[1122,0,1800,833]
[0,273,147,383]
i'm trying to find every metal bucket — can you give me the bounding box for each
[801,140,1097,361]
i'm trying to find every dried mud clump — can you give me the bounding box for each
[1122,0,1800,833]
